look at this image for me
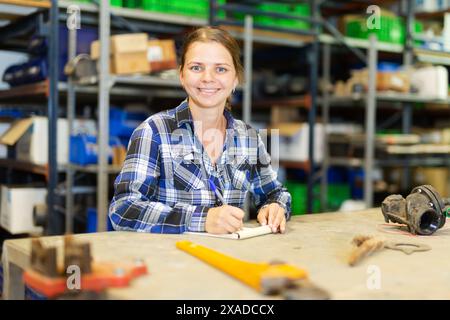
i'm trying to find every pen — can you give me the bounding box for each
[208,178,227,205]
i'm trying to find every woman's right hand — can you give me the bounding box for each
[205,205,245,234]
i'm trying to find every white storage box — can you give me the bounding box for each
[0,116,96,165]
[0,185,46,234]
[410,66,449,100]
[271,123,324,162]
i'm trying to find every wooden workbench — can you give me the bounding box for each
[2,208,450,300]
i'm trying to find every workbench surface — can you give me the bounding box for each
[3,208,450,299]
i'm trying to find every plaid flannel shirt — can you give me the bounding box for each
[109,100,291,233]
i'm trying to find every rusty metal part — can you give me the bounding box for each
[348,235,385,266]
[30,239,58,277]
[26,236,147,299]
[64,236,92,274]
[381,185,448,235]
[176,240,330,300]
[30,236,92,277]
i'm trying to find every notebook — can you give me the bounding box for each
[184,225,272,240]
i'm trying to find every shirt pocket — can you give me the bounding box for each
[170,147,205,192]
[226,156,252,191]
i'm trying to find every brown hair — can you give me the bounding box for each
[180,26,244,110]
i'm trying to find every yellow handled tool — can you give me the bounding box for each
[176,240,330,300]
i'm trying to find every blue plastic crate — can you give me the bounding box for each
[349,168,364,199]
[0,109,23,118]
[87,207,114,233]
[109,108,148,138]
[70,134,123,166]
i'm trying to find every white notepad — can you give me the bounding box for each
[184,225,272,240]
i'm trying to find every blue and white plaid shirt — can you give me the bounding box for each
[109,100,291,233]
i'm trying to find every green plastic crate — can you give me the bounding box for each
[255,2,292,28]
[291,3,310,30]
[285,181,350,215]
[327,184,351,211]
[142,0,164,12]
[284,181,320,215]
[254,2,310,30]
[141,0,213,18]
[123,0,141,8]
[111,0,122,7]
[345,14,423,45]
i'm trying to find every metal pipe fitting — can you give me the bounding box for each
[381,185,447,235]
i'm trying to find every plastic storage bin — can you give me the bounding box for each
[109,108,148,138]
[123,0,141,8]
[284,180,350,214]
[69,134,122,165]
[284,181,320,215]
[255,2,310,30]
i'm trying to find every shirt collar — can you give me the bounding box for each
[175,98,236,130]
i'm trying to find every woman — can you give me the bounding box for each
[109,26,291,234]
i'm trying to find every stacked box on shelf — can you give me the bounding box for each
[91,33,150,75]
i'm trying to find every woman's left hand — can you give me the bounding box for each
[257,203,286,233]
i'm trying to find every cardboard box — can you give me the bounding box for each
[91,33,148,58]
[270,122,324,162]
[113,51,150,75]
[377,71,410,92]
[147,39,177,73]
[91,33,150,75]
[0,117,96,165]
[0,185,46,234]
[111,33,148,54]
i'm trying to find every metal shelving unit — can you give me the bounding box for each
[64,1,212,233]
[0,0,61,234]
[320,0,450,210]
[210,0,321,213]
[58,0,207,26]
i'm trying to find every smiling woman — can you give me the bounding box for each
[109,27,291,235]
